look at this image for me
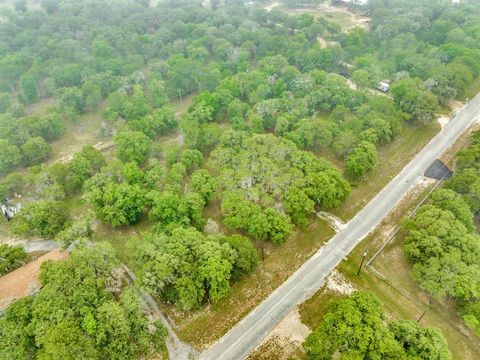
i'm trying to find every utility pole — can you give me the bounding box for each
[356,250,368,276]
[417,297,432,323]
[417,309,428,323]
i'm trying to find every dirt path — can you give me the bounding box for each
[248,308,309,360]
[316,212,346,232]
[0,249,68,311]
[123,265,197,360]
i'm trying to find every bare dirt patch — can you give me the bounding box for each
[316,212,346,232]
[325,269,355,295]
[49,112,105,163]
[317,36,328,48]
[317,36,340,49]
[0,249,68,311]
[54,140,115,164]
[437,116,450,130]
[346,78,357,90]
[248,308,308,360]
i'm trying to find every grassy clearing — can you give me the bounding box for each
[299,286,343,332]
[168,219,335,349]
[172,93,195,115]
[283,6,353,30]
[277,4,369,31]
[332,122,440,221]
[26,98,57,116]
[48,112,105,162]
[299,181,480,360]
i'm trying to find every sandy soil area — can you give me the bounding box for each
[0,250,68,311]
[249,308,309,359]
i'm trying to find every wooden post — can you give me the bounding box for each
[357,251,368,276]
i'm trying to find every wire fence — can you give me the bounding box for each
[361,177,478,337]
[365,178,444,278]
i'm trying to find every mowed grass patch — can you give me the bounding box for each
[332,122,440,221]
[168,219,335,350]
[300,182,480,360]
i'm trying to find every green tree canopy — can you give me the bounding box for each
[345,140,378,180]
[128,227,252,310]
[11,200,69,238]
[115,131,151,164]
[0,243,166,359]
[84,179,146,227]
[303,292,451,360]
[403,204,480,300]
[21,137,51,166]
[0,244,27,276]
[0,140,21,175]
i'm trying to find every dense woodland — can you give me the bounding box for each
[1,0,480,358]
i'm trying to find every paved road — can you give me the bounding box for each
[200,95,480,360]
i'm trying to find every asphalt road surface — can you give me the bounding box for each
[200,95,480,360]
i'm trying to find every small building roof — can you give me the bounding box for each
[424,159,453,180]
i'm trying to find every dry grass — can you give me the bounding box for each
[248,334,304,360]
[48,112,105,162]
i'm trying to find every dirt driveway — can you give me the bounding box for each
[0,249,68,311]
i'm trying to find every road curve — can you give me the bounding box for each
[200,94,480,360]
